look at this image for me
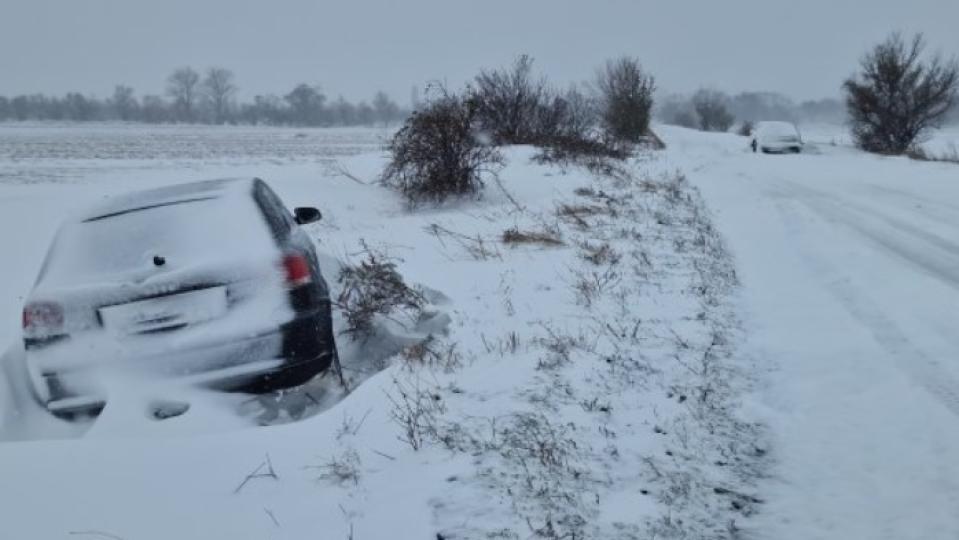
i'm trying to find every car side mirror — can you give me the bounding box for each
[293,207,322,225]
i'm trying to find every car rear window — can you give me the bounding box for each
[39,192,277,286]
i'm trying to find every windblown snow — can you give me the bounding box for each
[0,122,958,539]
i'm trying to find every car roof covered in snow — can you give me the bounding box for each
[755,121,800,135]
[79,178,256,223]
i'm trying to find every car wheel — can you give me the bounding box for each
[50,403,104,422]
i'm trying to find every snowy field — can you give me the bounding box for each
[1,122,959,539]
[0,123,392,185]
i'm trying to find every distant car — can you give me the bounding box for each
[22,178,337,417]
[751,121,804,154]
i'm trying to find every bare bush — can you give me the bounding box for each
[571,266,621,308]
[595,57,656,143]
[556,87,597,139]
[844,33,959,154]
[472,55,549,145]
[336,245,425,339]
[386,376,446,451]
[382,87,503,207]
[579,241,620,266]
[473,58,616,163]
[692,89,735,132]
[737,120,755,137]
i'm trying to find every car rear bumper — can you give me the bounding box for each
[26,308,334,414]
[761,142,803,153]
[45,358,289,415]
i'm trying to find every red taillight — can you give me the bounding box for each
[23,301,64,336]
[282,253,313,288]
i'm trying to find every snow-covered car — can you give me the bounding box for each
[21,178,337,417]
[751,121,804,153]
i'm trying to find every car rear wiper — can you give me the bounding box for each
[83,196,219,222]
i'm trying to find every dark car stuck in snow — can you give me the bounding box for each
[21,178,337,417]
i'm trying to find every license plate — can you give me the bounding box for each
[99,287,228,334]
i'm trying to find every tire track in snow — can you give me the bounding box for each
[865,184,959,225]
[777,180,959,290]
[774,194,959,418]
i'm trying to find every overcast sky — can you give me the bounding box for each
[1,0,957,104]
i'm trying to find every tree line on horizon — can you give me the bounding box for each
[0,66,409,127]
[656,91,848,130]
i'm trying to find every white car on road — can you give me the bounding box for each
[751,121,804,154]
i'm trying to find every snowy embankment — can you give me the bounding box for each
[0,126,762,539]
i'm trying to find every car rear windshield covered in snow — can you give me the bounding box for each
[38,189,277,287]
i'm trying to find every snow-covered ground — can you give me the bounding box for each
[0,124,761,539]
[1,122,958,538]
[664,125,959,539]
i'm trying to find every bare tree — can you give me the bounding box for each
[472,54,548,144]
[330,96,357,126]
[284,83,326,126]
[110,85,138,121]
[140,95,169,123]
[203,67,236,124]
[373,91,400,126]
[63,92,96,121]
[844,32,959,154]
[595,57,655,143]
[166,67,201,122]
[692,89,735,132]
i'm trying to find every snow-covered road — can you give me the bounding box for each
[670,126,959,539]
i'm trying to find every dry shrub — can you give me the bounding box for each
[579,241,620,266]
[501,226,564,247]
[692,89,735,132]
[555,203,612,229]
[472,54,549,145]
[336,245,425,340]
[382,87,503,207]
